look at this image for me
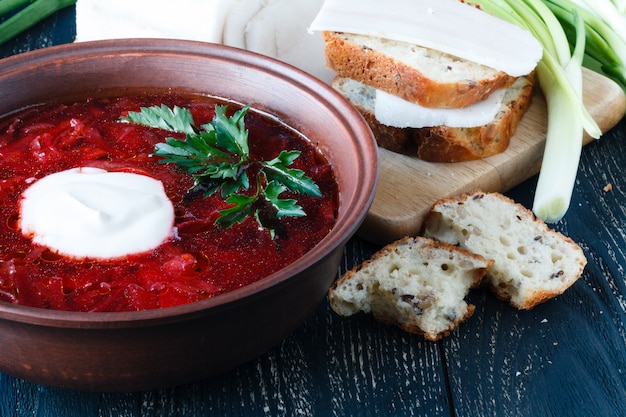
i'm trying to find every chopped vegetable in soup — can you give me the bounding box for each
[0,94,338,312]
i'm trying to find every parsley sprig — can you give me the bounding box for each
[121,104,321,238]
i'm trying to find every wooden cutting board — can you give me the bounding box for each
[358,68,626,245]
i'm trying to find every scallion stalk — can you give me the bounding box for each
[545,0,626,91]
[533,10,587,222]
[612,0,626,13]
[0,0,32,16]
[580,0,626,39]
[0,0,77,46]
[471,0,602,222]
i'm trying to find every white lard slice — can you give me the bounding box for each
[222,0,335,83]
[309,0,542,76]
[375,88,506,128]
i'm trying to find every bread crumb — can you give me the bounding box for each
[603,183,613,192]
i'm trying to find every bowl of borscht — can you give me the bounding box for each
[0,39,378,391]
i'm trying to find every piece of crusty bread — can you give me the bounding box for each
[422,190,587,310]
[331,75,535,162]
[329,236,493,341]
[323,31,518,109]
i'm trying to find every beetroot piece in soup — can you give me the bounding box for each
[0,94,338,312]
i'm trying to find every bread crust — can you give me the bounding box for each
[329,236,492,341]
[422,190,587,310]
[334,74,535,162]
[324,31,517,109]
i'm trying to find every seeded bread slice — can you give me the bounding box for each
[323,31,518,109]
[329,236,493,341]
[422,190,587,310]
[331,75,535,162]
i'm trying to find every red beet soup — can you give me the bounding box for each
[0,93,338,312]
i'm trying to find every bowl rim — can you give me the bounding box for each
[0,39,379,328]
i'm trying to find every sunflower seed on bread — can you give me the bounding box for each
[329,236,493,341]
[422,190,587,310]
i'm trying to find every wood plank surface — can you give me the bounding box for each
[360,69,626,245]
[444,118,626,417]
[2,7,625,417]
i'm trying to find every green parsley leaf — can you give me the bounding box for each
[263,151,322,197]
[120,103,321,238]
[209,105,250,157]
[122,104,197,135]
[216,193,256,228]
[263,181,306,218]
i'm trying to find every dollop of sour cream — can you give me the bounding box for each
[19,167,175,260]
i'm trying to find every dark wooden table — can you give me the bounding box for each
[1,7,625,417]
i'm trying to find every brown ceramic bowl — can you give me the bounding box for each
[0,39,378,391]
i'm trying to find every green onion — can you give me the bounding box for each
[0,0,32,16]
[0,0,77,46]
[533,7,588,222]
[472,0,607,222]
[545,0,626,91]
[580,0,626,39]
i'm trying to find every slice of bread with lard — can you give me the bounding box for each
[323,32,518,109]
[310,0,543,162]
[332,75,535,162]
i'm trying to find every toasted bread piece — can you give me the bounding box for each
[323,31,518,109]
[332,75,535,162]
[422,190,587,310]
[329,236,493,341]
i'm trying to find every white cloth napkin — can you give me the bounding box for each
[75,0,334,83]
[76,0,227,43]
